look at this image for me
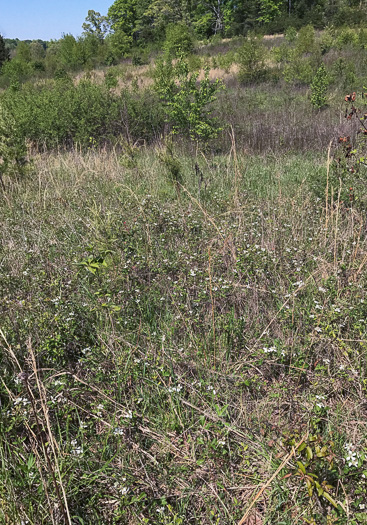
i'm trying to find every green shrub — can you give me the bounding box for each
[319,28,335,55]
[104,70,118,90]
[359,29,367,49]
[154,57,223,143]
[283,54,315,85]
[331,58,357,89]
[238,35,268,84]
[310,64,329,109]
[336,28,359,48]
[131,48,150,66]
[0,59,33,88]
[216,51,236,73]
[186,53,202,72]
[296,24,316,54]
[53,67,71,82]
[164,24,195,58]
[1,80,165,149]
[285,26,297,43]
[0,102,28,188]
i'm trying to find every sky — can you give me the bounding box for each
[0,0,113,41]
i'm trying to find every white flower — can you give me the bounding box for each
[318,287,326,293]
[14,397,30,406]
[168,384,183,393]
[71,440,83,456]
[113,427,124,435]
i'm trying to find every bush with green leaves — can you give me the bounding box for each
[164,23,195,58]
[296,24,316,54]
[331,57,357,89]
[0,103,28,189]
[336,27,359,49]
[285,26,298,43]
[283,53,315,85]
[238,35,268,84]
[0,59,33,89]
[1,79,165,149]
[310,64,329,109]
[154,56,224,143]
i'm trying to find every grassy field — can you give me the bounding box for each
[1,27,367,525]
[1,143,367,524]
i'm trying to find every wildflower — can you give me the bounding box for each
[113,427,124,435]
[168,384,183,393]
[70,439,83,456]
[344,443,360,467]
[14,397,30,407]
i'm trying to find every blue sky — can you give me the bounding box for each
[0,0,113,41]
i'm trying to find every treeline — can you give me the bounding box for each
[0,0,366,84]
[105,0,367,41]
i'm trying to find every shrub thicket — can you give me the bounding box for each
[1,80,165,149]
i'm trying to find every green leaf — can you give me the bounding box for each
[305,478,313,497]
[322,491,338,508]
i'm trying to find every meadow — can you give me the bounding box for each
[1,27,367,525]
